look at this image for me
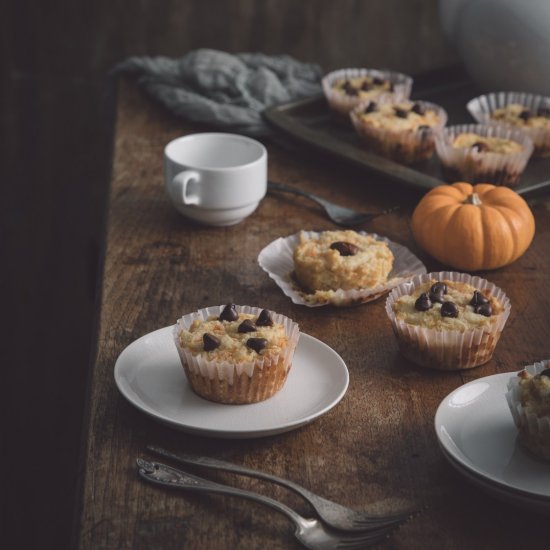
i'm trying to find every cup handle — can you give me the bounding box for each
[171,170,200,205]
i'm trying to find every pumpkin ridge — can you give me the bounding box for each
[479,206,514,266]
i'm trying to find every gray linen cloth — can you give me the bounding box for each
[114,49,323,136]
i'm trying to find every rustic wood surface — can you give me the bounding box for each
[78,78,550,550]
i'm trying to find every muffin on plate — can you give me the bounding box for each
[506,360,550,461]
[385,272,511,370]
[350,98,447,164]
[174,304,300,404]
[322,68,412,114]
[467,91,550,157]
[434,123,533,187]
[293,229,394,297]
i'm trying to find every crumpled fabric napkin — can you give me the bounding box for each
[113,48,323,136]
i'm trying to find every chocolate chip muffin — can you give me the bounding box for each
[506,360,550,461]
[435,123,533,187]
[322,68,412,114]
[293,230,394,300]
[350,99,447,163]
[385,272,511,370]
[467,92,550,157]
[174,304,299,404]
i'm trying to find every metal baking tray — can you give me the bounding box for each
[263,75,550,197]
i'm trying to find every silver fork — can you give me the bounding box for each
[147,445,416,532]
[137,458,398,550]
[267,181,399,227]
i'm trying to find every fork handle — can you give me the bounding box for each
[147,445,317,503]
[137,458,306,527]
[267,181,327,208]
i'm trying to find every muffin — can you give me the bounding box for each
[173,304,300,404]
[293,230,394,300]
[467,92,550,157]
[434,123,534,187]
[506,360,550,461]
[385,272,511,370]
[350,98,448,164]
[322,68,412,115]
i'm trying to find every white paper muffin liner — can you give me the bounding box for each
[322,68,413,115]
[173,305,300,386]
[350,98,448,164]
[385,271,511,370]
[434,123,534,187]
[506,359,550,461]
[258,231,426,307]
[467,91,550,157]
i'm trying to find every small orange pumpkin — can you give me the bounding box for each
[411,182,535,271]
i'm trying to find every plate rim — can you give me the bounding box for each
[114,327,349,438]
[434,372,550,500]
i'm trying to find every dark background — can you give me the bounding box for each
[1,1,456,548]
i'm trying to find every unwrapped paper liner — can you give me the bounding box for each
[434,123,534,187]
[467,91,550,158]
[322,68,412,114]
[506,359,550,461]
[258,231,426,307]
[385,271,511,370]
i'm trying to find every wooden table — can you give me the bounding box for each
[78,78,550,549]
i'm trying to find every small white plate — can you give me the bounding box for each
[435,373,550,506]
[114,327,349,438]
[257,231,426,307]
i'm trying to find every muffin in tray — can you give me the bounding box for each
[434,123,533,187]
[322,68,412,114]
[467,91,550,157]
[174,304,300,404]
[350,98,447,164]
[293,229,394,296]
[385,272,511,370]
[506,360,550,461]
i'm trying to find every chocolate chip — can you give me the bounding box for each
[412,103,426,115]
[238,319,256,333]
[203,333,220,351]
[472,141,489,153]
[429,282,447,303]
[414,293,433,311]
[219,303,238,322]
[330,241,359,256]
[394,107,409,118]
[342,81,358,96]
[440,301,459,318]
[246,338,267,354]
[470,290,490,306]
[519,109,532,121]
[360,80,371,91]
[539,368,550,378]
[364,101,377,114]
[256,309,274,327]
[537,107,550,117]
[373,77,384,85]
[474,303,492,317]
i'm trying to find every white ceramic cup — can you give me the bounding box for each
[164,133,267,226]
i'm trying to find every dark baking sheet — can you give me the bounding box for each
[263,76,550,197]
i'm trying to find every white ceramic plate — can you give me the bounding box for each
[435,373,550,506]
[257,231,426,307]
[114,327,349,438]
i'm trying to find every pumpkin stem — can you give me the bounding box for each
[464,193,482,206]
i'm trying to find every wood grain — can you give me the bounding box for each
[77,78,550,549]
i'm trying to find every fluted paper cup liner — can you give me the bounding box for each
[322,68,413,115]
[385,272,511,370]
[467,91,550,157]
[258,231,426,307]
[506,359,550,461]
[173,305,300,404]
[435,123,534,187]
[350,99,448,164]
